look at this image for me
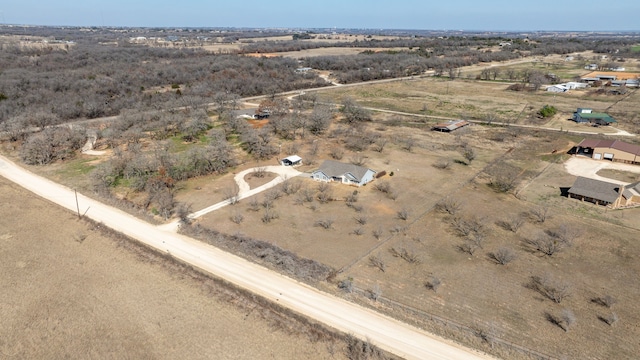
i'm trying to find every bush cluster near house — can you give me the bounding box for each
[538,105,557,118]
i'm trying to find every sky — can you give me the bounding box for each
[1,0,639,32]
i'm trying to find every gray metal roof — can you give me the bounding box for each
[568,176,620,204]
[315,160,373,182]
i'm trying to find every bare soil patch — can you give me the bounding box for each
[0,177,343,359]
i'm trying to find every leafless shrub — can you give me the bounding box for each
[530,205,550,223]
[546,309,576,332]
[389,225,407,235]
[317,190,333,204]
[73,231,87,243]
[473,323,498,348]
[425,276,441,292]
[372,227,383,239]
[432,160,451,170]
[561,309,577,331]
[387,190,399,201]
[329,147,344,160]
[372,138,387,153]
[436,197,461,215]
[490,247,517,265]
[248,197,261,212]
[367,284,383,302]
[297,186,315,203]
[600,312,619,326]
[175,202,193,224]
[459,241,479,255]
[389,247,420,264]
[352,227,365,236]
[253,166,267,178]
[593,295,617,308]
[354,215,368,225]
[489,176,517,193]
[396,208,410,221]
[315,218,334,229]
[368,255,386,272]
[546,224,582,245]
[338,277,354,293]
[345,335,387,360]
[345,190,359,204]
[497,215,525,233]
[462,145,476,164]
[349,154,367,166]
[351,204,364,212]
[280,178,301,195]
[545,312,563,331]
[530,274,571,303]
[317,182,330,193]
[451,215,484,238]
[400,137,416,152]
[525,233,567,256]
[373,181,392,194]
[223,186,240,205]
[230,212,244,224]
[261,208,279,223]
[308,140,320,156]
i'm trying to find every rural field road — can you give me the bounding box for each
[0,154,494,360]
[564,156,640,185]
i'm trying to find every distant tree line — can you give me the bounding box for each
[0,42,329,133]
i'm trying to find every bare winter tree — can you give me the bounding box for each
[425,276,441,292]
[368,255,386,272]
[489,247,517,265]
[530,274,571,303]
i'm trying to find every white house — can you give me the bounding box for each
[546,84,569,93]
[312,160,376,186]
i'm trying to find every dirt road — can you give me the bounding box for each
[0,154,493,360]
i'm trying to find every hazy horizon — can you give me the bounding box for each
[2,0,639,32]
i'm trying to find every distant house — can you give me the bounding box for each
[565,82,589,90]
[568,177,640,208]
[575,139,640,165]
[572,108,616,126]
[311,160,376,186]
[432,120,469,132]
[584,64,598,70]
[580,71,640,84]
[546,84,569,93]
[546,82,588,93]
[281,155,302,166]
[295,67,313,73]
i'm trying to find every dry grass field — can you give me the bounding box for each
[187,116,640,359]
[318,76,640,133]
[0,177,346,359]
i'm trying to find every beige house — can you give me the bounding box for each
[575,139,640,165]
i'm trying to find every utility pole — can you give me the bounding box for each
[75,189,81,219]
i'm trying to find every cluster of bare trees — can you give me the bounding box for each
[20,127,85,165]
[0,40,329,133]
